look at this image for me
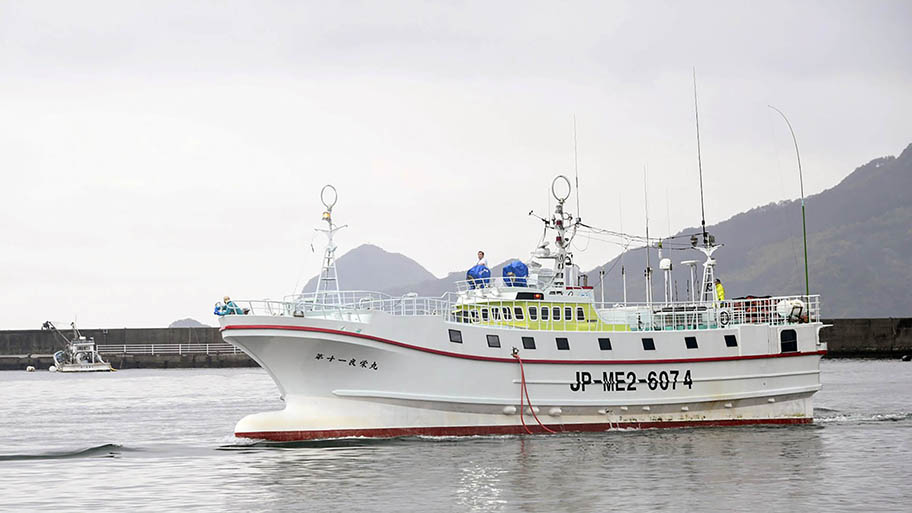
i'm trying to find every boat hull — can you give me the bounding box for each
[222,314,824,441]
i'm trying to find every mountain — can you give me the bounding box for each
[588,142,912,317]
[305,143,912,317]
[169,318,210,328]
[302,244,438,294]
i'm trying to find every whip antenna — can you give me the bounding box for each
[573,114,580,219]
[693,67,708,246]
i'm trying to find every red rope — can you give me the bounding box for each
[512,351,557,434]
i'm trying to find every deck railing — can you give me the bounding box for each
[226,291,820,332]
[97,344,239,355]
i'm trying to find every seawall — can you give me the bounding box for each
[1,318,910,370]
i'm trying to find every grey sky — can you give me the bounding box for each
[2,1,910,328]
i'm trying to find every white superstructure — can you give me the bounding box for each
[220,180,825,441]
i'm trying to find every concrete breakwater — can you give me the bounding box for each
[1,318,910,371]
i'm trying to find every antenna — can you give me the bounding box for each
[644,164,652,306]
[573,114,580,219]
[619,192,627,305]
[693,67,708,246]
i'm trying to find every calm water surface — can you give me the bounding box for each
[1,360,910,512]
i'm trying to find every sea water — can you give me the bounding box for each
[0,360,909,512]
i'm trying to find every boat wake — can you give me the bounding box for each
[0,443,134,462]
[814,411,912,424]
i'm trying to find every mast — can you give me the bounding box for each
[312,185,347,303]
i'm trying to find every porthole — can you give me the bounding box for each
[724,334,738,347]
[685,336,698,349]
[642,338,656,351]
[486,334,501,348]
[448,329,463,343]
[522,336,536,350]
[556,337,570,350]
[598,338,612,350]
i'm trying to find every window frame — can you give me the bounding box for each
[576,307,586,321]
[448,329,463,343]
[780,329,798,353]
[641,337,656,351]
[513,306,525,320]
[552,306,561,321]
[685,336,698,349]
[598,337,612,350]
[528,306,538,321]
[555,337,570,350]
[486,334,501,348]
[522,336,536,350]
[724,334,738,347]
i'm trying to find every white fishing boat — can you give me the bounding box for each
[43,321,114,373]
[220,181,826,441]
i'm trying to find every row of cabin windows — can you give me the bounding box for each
[450,330,799,352]
[458,306,589,323]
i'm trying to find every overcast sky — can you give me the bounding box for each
[1,0,910,329]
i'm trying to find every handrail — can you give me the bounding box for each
[222,292,821,332]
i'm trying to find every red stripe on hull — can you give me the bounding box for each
[221,324,827,365]
[237,417,813,441]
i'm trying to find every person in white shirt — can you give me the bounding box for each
[476,251,488,268]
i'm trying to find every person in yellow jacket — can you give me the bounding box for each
[714,279,725,301]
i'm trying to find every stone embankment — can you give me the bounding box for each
[1,318,910,370]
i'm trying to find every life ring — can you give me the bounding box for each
[719,310,731,327]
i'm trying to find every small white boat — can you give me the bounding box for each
[43,321,114,372]
[220,182,825,441]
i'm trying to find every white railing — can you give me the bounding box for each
[593,294,821,331]
[221,290,821,332]
[97,344,239,355]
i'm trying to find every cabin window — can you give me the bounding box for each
[448,329,463,343]
[492,308,501,321]
[780,329,798,353]
[556,337,570,350]
[642,338,656,351]
[576,307,586,321]
[487,334,501,348]
[564,307,573,321]
[470,310,479,323]
[514,307,525,320]
[528,306,538,320]
[481,308,489,321]
[685,336,698,349]
[502,307,512,321]
[724,334,738,347]
[598,337,612,350]
[540,306,549,320]
[522,336,536,350]
[552,307,561,321]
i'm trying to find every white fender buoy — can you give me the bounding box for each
[502,406,517,415]
[548,407,562,417]
[25,366,36,372]
[48,366,57,372]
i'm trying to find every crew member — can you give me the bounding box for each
[714,279,725,301]
[222,296,244,315]
[476,250,488,268]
